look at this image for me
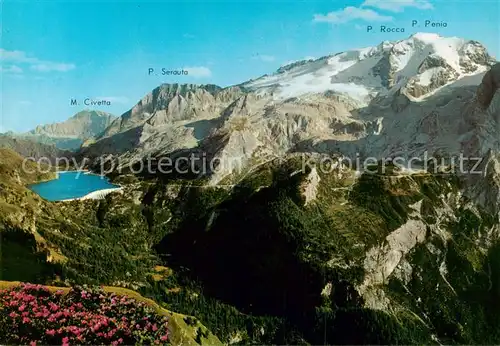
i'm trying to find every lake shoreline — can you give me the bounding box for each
[59,187,124,202]
[29,171,123,202]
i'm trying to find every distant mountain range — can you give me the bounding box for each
[5,32,500,346]
[0,134,72,162]
[2,110,116,151]
[76,33,498,183]
[5,32,500,178]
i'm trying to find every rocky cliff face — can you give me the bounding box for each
[96,84,243,140]
[77,34,499,189]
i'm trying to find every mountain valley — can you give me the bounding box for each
[3,32,500,345]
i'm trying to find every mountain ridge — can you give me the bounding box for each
[28,110,116,139]
[6,32,500,346]
[243,32,496,102]
[5,110,118,151]
[75,33,499,187]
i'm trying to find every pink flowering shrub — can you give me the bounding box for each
[0,283,169,345]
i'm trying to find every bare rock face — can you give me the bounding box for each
[78,35,500,185]
[403,56,461,98]
[358,201,428,310]
[100,84,237,139]
[418,54,448,73]
[390,90,410,112]
[477,63,500,110]
[300,167,321,206]
[462,149,500,216]
[460,41,496,73]
[414,68,458,97]
[371,51,394,88]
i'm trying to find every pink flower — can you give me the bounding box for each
[62,336,69,345]
[22,317,31,324]
[30,341,37,346]
[46,329,56,336]
[68,326,81,335]
[160,335,168,341]
[18,303,26,311]
[91,322,102,332]
[152,324,158,331]
[23,294,35,301]
[49,302,59,311]
[9,312,17,318]
[136,323,141,329]
[47,315,56,323]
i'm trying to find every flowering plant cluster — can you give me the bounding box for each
[0,283,170,345]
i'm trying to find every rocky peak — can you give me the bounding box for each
[276,58,316,74]
[459,41,497,72]
[143,83,221,111]
[155,83,222,97]
[28,110,116,139]
[244,33,495,103]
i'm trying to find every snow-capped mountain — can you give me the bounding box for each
[79,33,499,184]
[243,32,496,103]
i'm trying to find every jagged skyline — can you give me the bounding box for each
[1,0,498,132]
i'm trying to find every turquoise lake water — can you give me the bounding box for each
[29,171,119,201]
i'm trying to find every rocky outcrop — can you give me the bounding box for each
[98,84,245,140]
[404,58,460,98]
[299,167,321,206]
[460,40,496,73]
[477,63,500,109]
[390,89,410,112]
[371,51,395,88]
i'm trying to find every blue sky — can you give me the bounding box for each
[1,0,499,132]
